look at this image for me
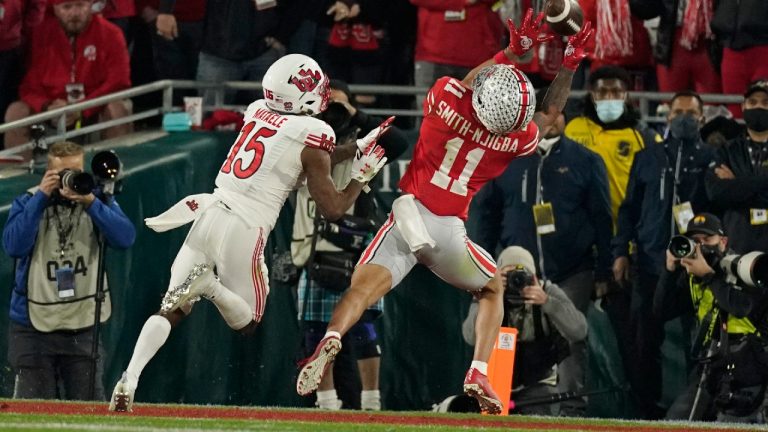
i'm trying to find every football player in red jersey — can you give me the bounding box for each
[297,11,594,414]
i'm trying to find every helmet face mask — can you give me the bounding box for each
[471,65,536,135]
[262,54,330,115]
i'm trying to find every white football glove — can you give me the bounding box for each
[351,142,387,186]
[356,116,394,152]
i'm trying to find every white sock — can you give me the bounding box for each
[361,389,381,411]
[316,389,341,410]
[324,331,341,340]
[206,280,253,330]
[470,361,488,375]
[316,389,338,402]
[125,315,171,388]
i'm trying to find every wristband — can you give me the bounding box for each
[493,50,514,65]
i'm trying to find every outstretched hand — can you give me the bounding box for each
[562,21,594,71]
[356,116,394,152]
[506,9,554,57]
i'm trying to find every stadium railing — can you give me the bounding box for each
[0,79,745,159]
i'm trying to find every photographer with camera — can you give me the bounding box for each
[2,141,135,400]
[655,213,768,422]
[462,246,587,415]
[292,78,408,410]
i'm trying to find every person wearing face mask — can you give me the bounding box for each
[471,89,612,416]
[565,65,662,227]
[654,213,768,422]
[706,79,768,255]
[611,91,716,419]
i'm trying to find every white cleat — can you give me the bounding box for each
[160,264,213,314]
[108,372,135,412]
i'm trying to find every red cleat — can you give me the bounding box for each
[296,335,342,396]
[463,367,503,414]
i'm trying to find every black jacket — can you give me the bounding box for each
[613,136,716,276]
[201,0,303,61]
[710,0,768,50]
[653,262,753,323]
[705,135,768,254]
[629,0,720,67]
[471,137,613,283]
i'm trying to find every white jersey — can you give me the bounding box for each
[214,100,336,231]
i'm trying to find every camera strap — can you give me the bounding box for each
[51,204,83,258]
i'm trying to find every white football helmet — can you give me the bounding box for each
[262,54,330,115]
[471,64,536,135]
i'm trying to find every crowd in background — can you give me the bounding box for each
[4,0,768,143]
[2,0,768,423]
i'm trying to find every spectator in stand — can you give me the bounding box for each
[94,0,134,39]
[3,0,132,148]
[705,80,768,254]
[410,0,503,108]
[0,0,46,149]
[141,0,205,98]
[565,66,662,225]
[472,91,612,416]
[313,1,388,106]
[581,0,655,91]
[612,91,715,419]
[195,0,303,106]
[711,0,768,117]
[629,0,721,94]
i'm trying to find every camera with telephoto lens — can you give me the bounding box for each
[57,151,122,196]
[719,252,768,290]
[668,235,697,259]
[505,265,535,305]
[318,102,358,144]
[59,169,96,195]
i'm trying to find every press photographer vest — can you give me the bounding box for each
[688,275,756,340]
[26,203,111,332]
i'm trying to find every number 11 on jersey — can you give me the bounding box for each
[429,137,485,196]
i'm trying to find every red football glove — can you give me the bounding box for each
[562,21,594,71]
[506,8,554,57]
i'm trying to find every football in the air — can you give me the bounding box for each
[545,0,584,36]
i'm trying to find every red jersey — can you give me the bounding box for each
[399,77,539,220]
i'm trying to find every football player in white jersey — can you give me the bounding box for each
[108,54,392,412]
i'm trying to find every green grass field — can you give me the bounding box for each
[0,400,765,432]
